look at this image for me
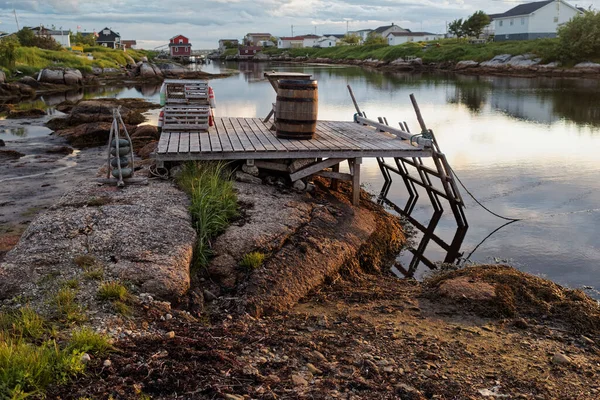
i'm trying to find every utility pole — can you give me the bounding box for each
[291,25,294,36]
[346,20,349,34]
[13,8,20,30]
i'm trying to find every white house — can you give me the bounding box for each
[371,23,408,39]
[302,34,321,48]
[277,36,304,49]
[387,32,443,45]
[30,26,71,47]
[493,0,583,41]
[348,29,373,44]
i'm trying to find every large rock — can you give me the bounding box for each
[455,60,479,70]
[0,83,36,99]
[63,69,83,85]
[130,124,159,151]
[480,54,512,67]
[150,64,163,77]
[38,69,65,84]
[54,121,136,148]
[0,180,196,302]
[139,62,157,78]
[507,54,541,68]
[55,99,148,127]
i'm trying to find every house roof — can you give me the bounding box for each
[219,39,239,42]
[324,34,345,38]
[122,40,137,44]
[246,33,271,36]
[487,13,504,20]
[279,35,319,40]
[352,29,373,33]
[388,31,439,37]
[373,24,399,33]
[494,0,555,18]
[97,27,120,41]
[170,34,188,40]
[80,32,98,37]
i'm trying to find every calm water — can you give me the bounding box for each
[8,61,600,294]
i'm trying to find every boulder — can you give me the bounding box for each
[131,124,159,140]
[150,63,163,77]
[139,62,157,78]
[0,180,196,302]
[38,69,66,84]
[141,56,148,62]
[253,52,270,61]
[0,83,36,99]
[157,63,186,76]
[60,100,146,126]
[0,70,6,84]
[137,140,158,159]
[54,122,136,148]
[91,67,103,75]
[507,55,541,68]
[537,61,560,69]
[63,69,83,85]
[18,76,40,88]
[480,54,512,67]
[455,60,479,70]
[574,62,600,70]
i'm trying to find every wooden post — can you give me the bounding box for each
[331,163,340,190]
[347,85,362,116]
[352,157,362,206]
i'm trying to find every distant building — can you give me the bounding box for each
[121,40,137,49]
[277,36,306,49]
[348,29,373,44]
[370,23,408,39]
[245,33,272,46]
[218,39,239,52]
[493,0,583,41]
[302,34,321,48]
[315,34,344,48]
[169,34,192,58]
[96,27,121,49]
[30,26,71,47]
[387,31,443,45]
[238,46,261,59]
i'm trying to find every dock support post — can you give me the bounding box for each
[352,158,362,206]
[331,163,340,190]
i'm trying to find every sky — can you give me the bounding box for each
[0,0,597,49]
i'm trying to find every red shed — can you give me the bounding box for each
[169,34,192,58]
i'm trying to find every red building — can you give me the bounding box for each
[169,34,191,58]
[238,46,261,59]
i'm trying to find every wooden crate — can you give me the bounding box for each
[163,105,210,130]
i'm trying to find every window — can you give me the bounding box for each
[179,39,183,43]
[499,20,503,27]
[175,48,178,53]
[103,29,110,35]
[521,18,525,25]
[510,19,514,26]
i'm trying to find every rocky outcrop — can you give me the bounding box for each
[130,124,159,152]
[48,99,153,130]
[53,121,137,148]
[0,82,36,99]
[0,180,196,302]
[455,60,479,70]
[37,68,83,85]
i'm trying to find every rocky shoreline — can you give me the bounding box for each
[225,52,600,78]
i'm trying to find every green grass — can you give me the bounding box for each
[265,38,566,64]
[240,252,266,270]
[0,307,46,340]
[68,327,112,355]
[97,282,129,302]
[176,162,239,269]
[74,255,105,281]
[54,288,85,323]
[7,45,158,75]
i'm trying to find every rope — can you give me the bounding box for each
[450,166,522,222]
[410,129,434,146]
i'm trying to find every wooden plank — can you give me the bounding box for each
[248,118,288,152]
[216,118,234,152]
[236,118,270,152]
[178,132,190,153]
[199,132,211,153]
[315,170,353,181]
[321,121,381,151]
[243,118,277,151]
[254,118,308,151]
[167,132,180,153]
[290,158,346,181]
[208,122,222,152]
[220,118,245,152]
[352,158,362,206]
[157,132,170,154]
[190,132,200,153]
[226,118,255,152]
[254,160,289,172]
[316,123,362,151]
[328,122,399,151]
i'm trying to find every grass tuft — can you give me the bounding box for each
[68,327,112,355]
[0,306,46,340]
[97,282,129,302]
[240,251,266,270]
[54,288,85,323]
[176,162,239,269]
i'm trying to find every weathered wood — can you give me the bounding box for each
[330,163,341,190]
[178,132,190,153]
[316,170,352,181]
[275,80,318,140]
[352,158,362,206]
[290,158,345,182]
[254,160,289,172]
[355,116,432,148]
[347,85,362,116]
[190,132,200,153]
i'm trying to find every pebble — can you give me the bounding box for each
[293,180,306,191]
[103,359,112,367]
[165,313,173,320]
[552,352,573,365]
[80,353,91,364]
[224,394,244,400]
[312,350,328,362]
[291,374,309,386]
[166,331,176,339]
[203,289,217,302]
[307,363,323,375]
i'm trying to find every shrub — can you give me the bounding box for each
[558,10,600,63]
[68,327,112,355]
[97,281,129,302]
[240,252,266,270]
[176,162,238,269]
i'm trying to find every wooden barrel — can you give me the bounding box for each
[275,80,318,140]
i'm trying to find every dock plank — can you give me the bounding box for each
[248,118,289,152]
[220,118,245,152]
[216,118,234,152]
[167,132,180,153]
[157,132,170,154]
[178,132,190,153]
[243,118,277,151]
[208,122,223,152]
[199,132,211,153]
[234,118,268,152]
[190,132,200,153]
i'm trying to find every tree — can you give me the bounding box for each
[341,33,360,45]
[0,36,19,69]
[558,10,600,63]
[463,11,490,38]
[16,28,36,46]
[16,28,61,50]
[70,32,96,47]
[448,19,465,40]
[364,33,387,45]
